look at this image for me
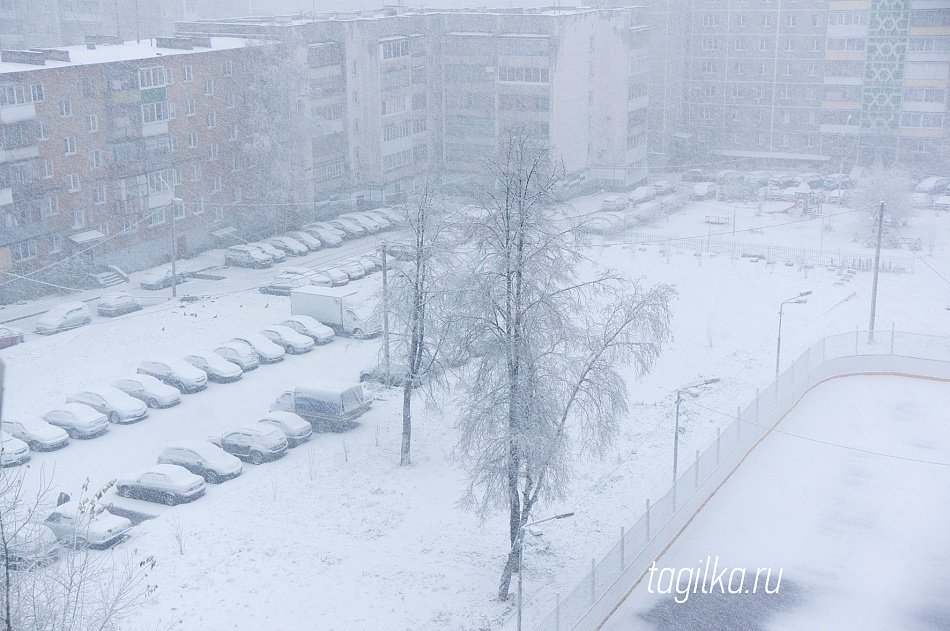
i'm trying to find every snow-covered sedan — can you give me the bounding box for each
[66,387,149,424]
[140,267,186,290]
[209,425,288,465]
[2,417,69,451]
[0,325,24,350]
[322,267,350,286]
[278,315,334,344]
[250,242,286,264]
[265,236,308,257]
[256,412,312,447]
[339,213,382,234]
[260,273,312,296]
[361,210,392,230]
[42,404,109,439]
[184,351,243,383]
[372,207,407,227]
[338,261,366,281]
[0,431,30,467]
[214,341,260,371]
[157,442,242,484]
[302,225,343,247]
[137,359,208,393]
[259,325,314,354]
[327,219,365,238]
[45,501,131,549]
[35,302,91,335]
[229,334,285,364]
[97,293,142,317]
[4,522,59,567]
[115,464,206,506]
[112,374,181,408]
[285,231,322,251]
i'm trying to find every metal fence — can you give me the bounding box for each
[530,330,950,631]
[619,231,915,273]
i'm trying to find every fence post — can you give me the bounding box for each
[591,559,596,604]
[890,322,895,355]
[620,526,625,569]
[645,499,650,539]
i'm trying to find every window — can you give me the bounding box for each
[826,38,865,52]
[497,67,550,83]
[736,14,746,27]
[781,84,789,99]
[383,120,412,142]
[214,206,224,221]
[730,107,738,121]
[63,136,76,155]
[170,136,178,152]
[812,39,821,52]
[782,110,791,124]
[702,14,718,27]
[759,39,770,52]
[138,66,167,89]
[49,234,62,253]
[226,93,236,108]
[806,87,817,100]
[88,150,102,168]
[173,200,185,220]
[141,101,170,124]
[734,38,744,51]
[230,154,239,171]
[212,175,221,192]
[757,133,766,146]
[193,198,204,214]
[120,214,137,232]
[786,39,794,51]
[94,185,106,203]
[186,99,196,116]
[808,63,818,77]
[231,188,242,203]
[207,111,216,128]
[762,15,772,27]
[380,38,410,60]
[829,11,868,26]
[731,84,742,97]
[701,84,715,97]
[182,65,193,82]
[784,63,792,76]
[190,164,201,181]
[209,144,218,160]
[382,149,412,171]
[734,62,743,74]
[901,112,944,128]
[228,124,238,140]
[188,132,198,148]
[904,87,946,103]
[808,111,816,125]
[759,63,769,75]
[72,208,84,228]
[44,196,58,216]
[147,207,165,227]
[908,38,950,53]
[96,221,109,237]
[42,159,54,178]
[86,114,98,132]
[11,240,36,262]
[204,79,214,96]
[702,37,718,50]
[702,60,717,74]
[67,173,80,192]
[37,121,49,140]
[223,59,232,76]
[30,84,44,102]
[59,99,72,117]
[786,15,796,27]
[0,85,25,106]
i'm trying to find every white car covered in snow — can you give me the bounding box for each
[259,325,314,354]
[214,341,261,371]
[184,351,243,383]
[42,403,109,439]
[2,417,69,451]
[35,302,92,335]
[44,501,131,549]
[157,442,243,484]
[0,431,30,467]
[137,359,208,393]
[229,334,285,364]
[256,411,312,447]
[112,374,181,408]
[66,387,149,424]
[209,425,288,465]
[278,315,334,344]
[115,464,206,505]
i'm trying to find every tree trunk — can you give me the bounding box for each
[400,378,412,466]
[498,540,521,601]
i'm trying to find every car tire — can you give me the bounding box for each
[352,329,365,339]
[82,318,91,325]
[204,471,219,484]
[28,441,41,451]
[249,451,264,465]
[116,486,129,497]
[108,412,120,423]
[163,493,178,506]
[66,429,79,439]
[147,398,159,408]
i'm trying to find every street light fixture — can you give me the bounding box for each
[517,512,575,631]
[673,378,721,484]
[775,291,812,379]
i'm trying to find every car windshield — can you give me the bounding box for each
[165,359,195,373]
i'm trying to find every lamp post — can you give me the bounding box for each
[516,512,575,631]
[673,378,720,484]
[776,291,812,379]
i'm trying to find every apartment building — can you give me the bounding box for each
[0,36,269,294]
[176,6,651,206]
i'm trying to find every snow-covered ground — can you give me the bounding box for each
[600,375,950,631]
[1,193,949,631]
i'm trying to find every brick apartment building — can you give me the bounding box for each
[0,36,273,295]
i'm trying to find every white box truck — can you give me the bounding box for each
[290,286,381,338]
[270,381,371,431]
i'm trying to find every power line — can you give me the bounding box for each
[892,225,950,287]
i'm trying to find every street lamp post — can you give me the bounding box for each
[776,291,812,379]
[516,512,575,631]
[672,378,721,484]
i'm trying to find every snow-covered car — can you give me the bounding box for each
[302,225,344,247]
[44,501,131,549]
[652,180,675,196]
[230,334,285,364]
[322,267,350,286]
[137,359,208,393]
[0,431,30,467]
[112,374,181,408]
[214,341,260,371]
[97,293,142,317]
[372,207,407,227]
[682,168,707,182]
[265,236,308,257]
[226,245,273,268]
[208,425,288,464]
[278,315,334,344]
[42,403,109,439]
[184,351,243,383]
[285,231,322,251]
[338,261,366,281]
[339,213,382,234]
[256,412,312,447]
[327,219,366,238]
[66,387,149,424]
[916,176,949,195]
[116,463,206,505]
[260,271,317,295]
[140,267,186,290]
[259,325,315,354]
[358,256,380,274]
[2,417,69,451]
[157,442,243,484]
[305,222,346,239]
[3,521,59,567]
[0,325,24,349]
[384,242,415,261]
[250,242,287,264]
[627,186,655,206]
[360,211,392,230]
[35,302,92,334]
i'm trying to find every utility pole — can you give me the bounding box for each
[171,203,178,298]
[381,243,390,378]
[868,200,885,343]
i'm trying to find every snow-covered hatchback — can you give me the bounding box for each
[116,463,206,506]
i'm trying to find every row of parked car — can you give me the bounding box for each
[225,208,407,270]
[260,245,413,295]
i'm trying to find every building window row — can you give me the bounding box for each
[901,112,943,128]
[497,67,549,84]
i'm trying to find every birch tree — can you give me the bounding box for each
[450,130,675,600]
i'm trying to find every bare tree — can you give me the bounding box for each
[449,130,675,600]
[853,167,915,245]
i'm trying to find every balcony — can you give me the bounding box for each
[148,189,173,209]
[0,145,39,163]
[0,102,36,124]
[0,188,11,206]
[142,121,168,137]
